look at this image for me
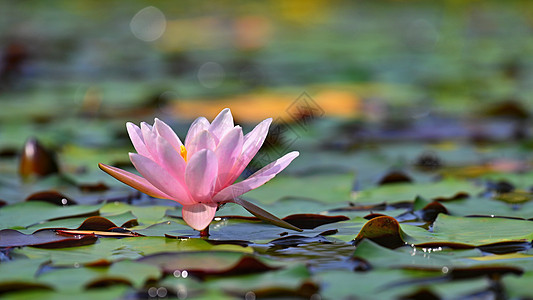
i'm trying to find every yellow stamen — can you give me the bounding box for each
[180,145,188,162]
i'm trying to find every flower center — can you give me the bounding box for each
[180,145,188,162]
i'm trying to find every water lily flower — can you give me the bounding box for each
[99,108,299,231]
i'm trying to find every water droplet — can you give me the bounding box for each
[245,291,256,300]
[74,262,80,268]
[157,287,167,297]
[148,287,157,297]
[61,198,68,205]
[181,270,188,278]
[173,270,181,277]
[197,62,225,88]
[442,266,449,274]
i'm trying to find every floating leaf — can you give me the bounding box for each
[18,138,59,179]
[494,191,533,204]
[14,237,252,265]
[0,201,103,230]
[0,229,97,248]
[502,271,533,299]
[25,191,76,205]
[428,214,533,246]
[138,251,280,279]
[353,179,483,205]
[100,202,172,226]
[1,286,128,300]
[376,170,413,185]
[282,214,349,229]
[0,258,52,294]
[352,216,408,249]
[37,260,161,292]
[243,174,354,204]
[161,264,316,298]
[23,211,137,234]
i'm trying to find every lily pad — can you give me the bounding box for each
[0,229,97,248]
[2,286,129,300]
[353,179,483,205]
[138,251,281,279]
[37,260,161,292]
[243,173,355,204]
[23,212,137,234]
[14,237,252,265]
[0,201,103,230]
[0,258,52,294]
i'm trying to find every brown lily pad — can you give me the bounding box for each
[352,216,407,249]
[78,182,110,192]
[18,137,59,179]
[34,216,138,233]
[420,201,448,222]
[213,214,349,230]
[282,214,349,229]
[36,216,141,238]
[25,191,76,206]
[377,170,413,185]
[433,192,469,202]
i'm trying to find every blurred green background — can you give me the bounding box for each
[1,0,532,175]
[2,3,533,299]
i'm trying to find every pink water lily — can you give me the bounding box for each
[99,108,299,231]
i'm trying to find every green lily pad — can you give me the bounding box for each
[38,260,161,291]
[22,211,137,234]
[502,271,533,299]
[243,173,355,204]
[325,214,533,247]
[162,264,314,298]
[2,286,129,300]
[135,221,191,237]
[100,202,173,226]
[317,269,492,299]
[0,258,52,293]
[14,237,252,265]
[352,239,483,269]
[0,201,103,230]
[353,179,483,205]
[429,214,533,246]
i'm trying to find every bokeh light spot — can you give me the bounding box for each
[130,6,166,42]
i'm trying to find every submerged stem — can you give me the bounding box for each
[199,225,210,238]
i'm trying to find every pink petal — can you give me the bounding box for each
[213,151,299,202]
[130,153,194,205]
[187,130,216,158]
[154,118,183,151]
[155,135,186,183]
[185,149,218,203]
[98,163,171,199]
[226,118,272,185]
[185,117,210,149]
[181,202,217,231]
[209,108,234,141]
[140,122,160,163]
[126,123,151,158]
[214,126,243,192]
